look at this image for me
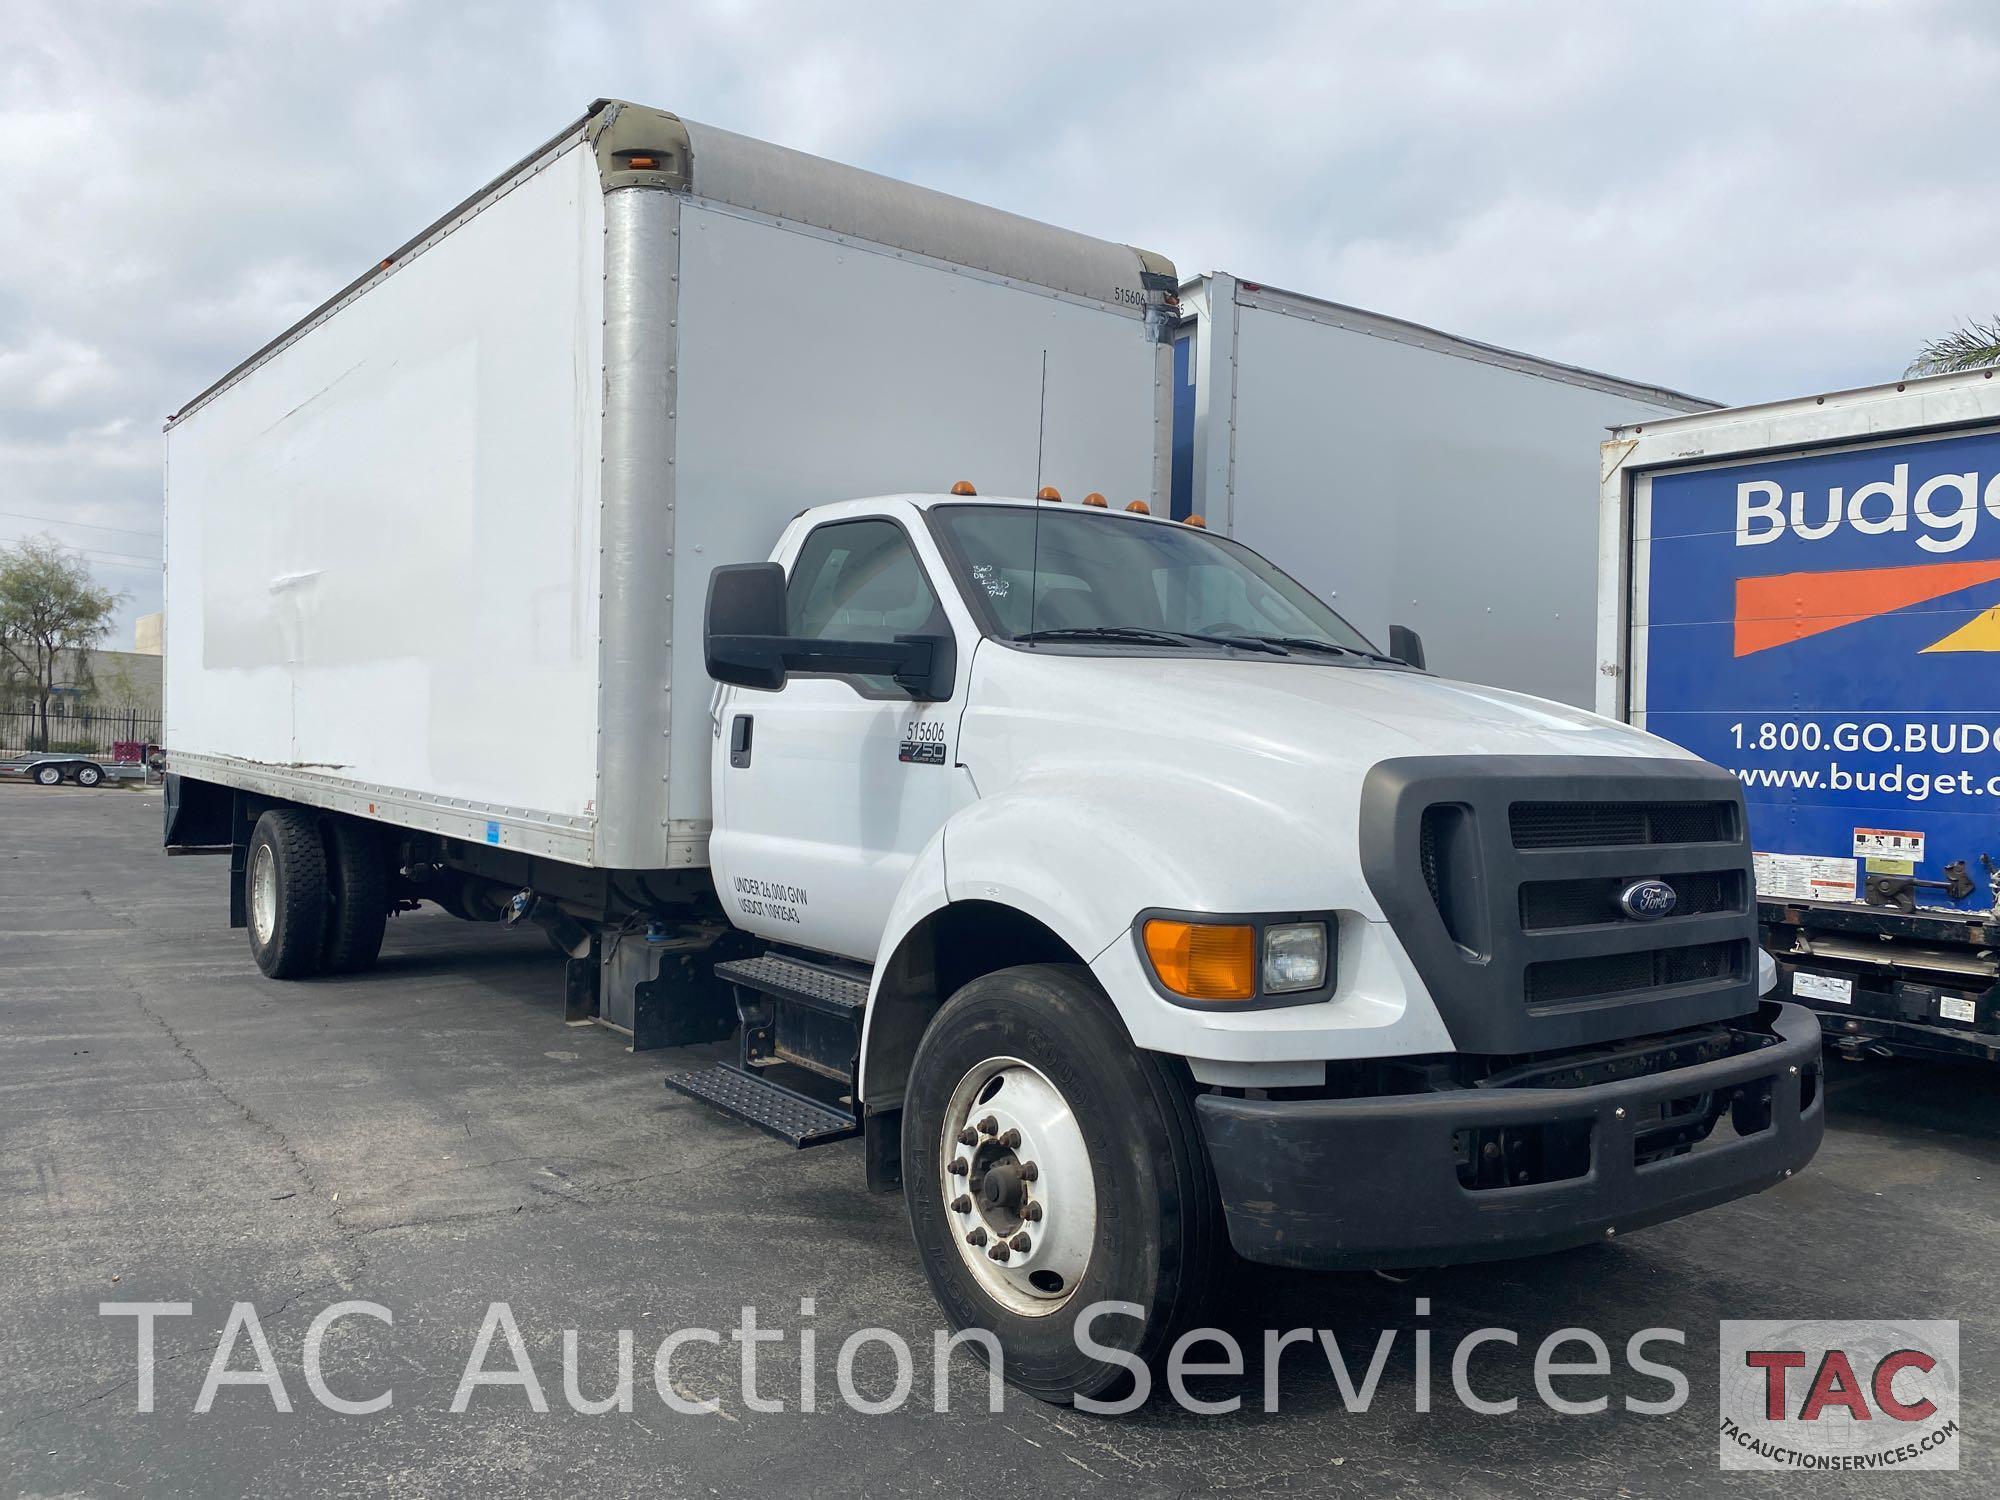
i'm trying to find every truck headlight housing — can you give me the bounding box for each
[1261,921,1328,994]
[1137,913,1335,1005]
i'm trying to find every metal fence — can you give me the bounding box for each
[0,708,162,759]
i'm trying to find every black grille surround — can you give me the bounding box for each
[1361,756,1758,1054]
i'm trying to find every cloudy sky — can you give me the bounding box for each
[4,0,1997,644]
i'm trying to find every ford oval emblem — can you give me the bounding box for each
[1618,879,1679,921]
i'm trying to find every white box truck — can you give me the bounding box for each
[165,99,1821,1403]
[1599,367,2000,1063]
[1174,274,1713,706]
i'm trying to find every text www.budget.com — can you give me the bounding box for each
[1732,763,2000,802]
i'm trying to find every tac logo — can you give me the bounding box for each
[1734,558,2000,657]
[1718,1319,1959,1472]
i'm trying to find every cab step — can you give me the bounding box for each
[664,1064,859,1148]
[715,952,868,1085]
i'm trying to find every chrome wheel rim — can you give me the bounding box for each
[249,843,278,947]
[940,1056,1096,1316]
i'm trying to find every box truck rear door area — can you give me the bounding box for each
[1633,427,2000,912]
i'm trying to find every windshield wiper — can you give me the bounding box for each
[1014,626,1285,655]
[1249,635,1409,665]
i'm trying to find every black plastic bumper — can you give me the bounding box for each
[1195,1002,1824,1269]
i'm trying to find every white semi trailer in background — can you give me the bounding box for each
[1173,274,1712,706]
[163,98,1821,1403]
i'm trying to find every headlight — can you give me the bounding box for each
[1262,922,1328,994]
[1138,914,1334,1003]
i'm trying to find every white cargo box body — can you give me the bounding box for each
[1175,275,1711,707]
[165,101,1176,870]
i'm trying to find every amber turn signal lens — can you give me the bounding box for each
[1143,919,1256,1000]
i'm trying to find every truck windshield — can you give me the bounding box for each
[927,503,1383,656]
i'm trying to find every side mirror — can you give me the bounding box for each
[1388,623,1427,671]
[705,560,957,701]
[706,563,788,690]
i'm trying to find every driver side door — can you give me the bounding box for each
[709,513,974,961]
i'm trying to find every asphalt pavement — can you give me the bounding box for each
[3,784,1994,1496]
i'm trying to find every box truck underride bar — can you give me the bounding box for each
[163,100,1821,1403]
[1602,368,2000,1066]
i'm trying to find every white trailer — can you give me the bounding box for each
[1174,274,1712,706]
[164,98,1176,879]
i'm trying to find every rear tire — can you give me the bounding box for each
[246,809,329,979]
[321,818,388,974]
[902,963,1220,1405]
[74,764,103,787]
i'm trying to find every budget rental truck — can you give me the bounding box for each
[1600,367,2000,1063]
[164,98,1822,1403]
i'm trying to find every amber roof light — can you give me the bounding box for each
[949,480,977,495]
[1037,486,1062,502]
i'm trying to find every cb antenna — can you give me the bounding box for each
[1028,349,1048,641]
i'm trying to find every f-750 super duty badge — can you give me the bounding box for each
[900,720,948,766]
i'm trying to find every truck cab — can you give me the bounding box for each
[687,487,1824,1400]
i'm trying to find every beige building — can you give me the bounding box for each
[134,612,163,655]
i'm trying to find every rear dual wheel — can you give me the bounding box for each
[246,810,387,979]
[902,964,1221,1404]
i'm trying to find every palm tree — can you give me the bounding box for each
[1909,317,2000,376]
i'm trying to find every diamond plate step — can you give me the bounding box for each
[714,954,868,1017]
[664,1064,859,1148]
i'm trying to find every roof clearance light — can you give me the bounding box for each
[1125,500,1150,514]
[1082,492,1108,508]
[1037,486,1062,502]
[949,480,977,495]
[1143,919,1256,1001]
[626,155,659,170]
[1185,514,1207,528]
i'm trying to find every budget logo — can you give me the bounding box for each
[1734,558,2000,656]
[1718,1319,1959,1472]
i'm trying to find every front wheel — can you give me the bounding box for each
[33,765,62,786]
[902,964,1219,1404]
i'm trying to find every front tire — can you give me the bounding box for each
[33,765,62,786]
[246,809,329,979]
[902,964,1219,1404]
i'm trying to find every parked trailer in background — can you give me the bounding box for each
[1174,274,1712,707]
[1599,368,2000,1061]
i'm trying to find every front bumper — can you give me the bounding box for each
[1195,1001,1823,1269]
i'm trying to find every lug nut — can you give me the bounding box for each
[951,1195,972,1213]
[1010,1232,1031,1252]
[1000,1128,1022,1149]
[1024,1202,1043,1222]
[958,1128,978,1146]
[947,1158,968,1176]
[977,1116,998,1135]
[1020,1161,1039,1182]
[966,1226,988,1246]
[988,1244,1011,1262]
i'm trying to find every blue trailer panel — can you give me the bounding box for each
[1639,427,2000,913]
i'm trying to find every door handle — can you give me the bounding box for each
[729,714,754,769]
